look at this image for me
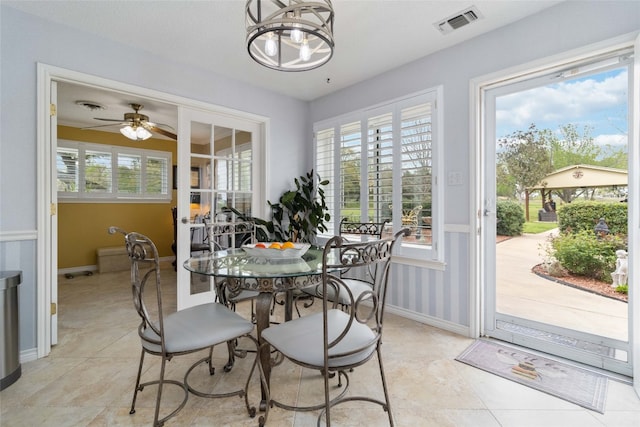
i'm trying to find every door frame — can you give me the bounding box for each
[36,63,269,357]
[470,32,640,391]
[175,106,263,309]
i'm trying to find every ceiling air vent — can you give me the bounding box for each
[435,6,483,35]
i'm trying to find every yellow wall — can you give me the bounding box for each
[57,126,177,269]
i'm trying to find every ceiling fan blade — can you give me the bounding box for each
[93,117,129,122]
[82,123,126,130]
[145,121,176,132]
[147,125,177,140]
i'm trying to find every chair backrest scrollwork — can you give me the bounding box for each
[339,217,390,240]
[204,218,256,251]
[108,227,166,352]
[320,228,409,351]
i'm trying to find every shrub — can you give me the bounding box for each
[496,200,525,236]
[557,201,627,235]
[550,230,626,282]
[616,285,628,295]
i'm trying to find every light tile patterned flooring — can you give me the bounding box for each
[2,264,640,426]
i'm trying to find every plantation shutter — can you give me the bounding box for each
[367,113,394,222]
[316,127,335,233]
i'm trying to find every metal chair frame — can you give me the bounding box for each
[259,229,409,426]
[339,217,390,239]
[300,218,392,312]
[109,226,266,427]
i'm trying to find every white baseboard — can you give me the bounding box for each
[58,265,97,276]
[20,348,39,364]
[385,304,471,337]
[57,257,174,276]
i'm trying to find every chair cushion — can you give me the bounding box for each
[302,279,372,306]
[261,309,376,369]
[141,302,253,354]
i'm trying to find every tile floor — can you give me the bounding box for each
[2,264,640,426]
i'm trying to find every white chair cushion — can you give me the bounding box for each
[261,309,376,368]
[141,302,253,354]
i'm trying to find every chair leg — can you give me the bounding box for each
[207,346,216,375]
[224,340,236,372]
[376,346,394,426]
[323,364,332,426]
[129,349,145,415]
[153,355,168,427]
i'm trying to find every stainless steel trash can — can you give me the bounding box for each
[1,270,22,390]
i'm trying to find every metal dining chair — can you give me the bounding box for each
[108,226,266,427]
[170,206,210,271]
[203,217,260,312]
[258,229,409,426]
[338,217,390,240]
[300,218,392,311]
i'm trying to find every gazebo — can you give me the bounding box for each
[525,164,628,222]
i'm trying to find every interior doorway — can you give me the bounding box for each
[480,46,634,377]
[37,64,268,357]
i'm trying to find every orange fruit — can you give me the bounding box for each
[254,243,266,249]
[268,242,282,249]
[282,241,295,249]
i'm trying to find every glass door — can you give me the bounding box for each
[176,107,261,309]
[483,50,633,376]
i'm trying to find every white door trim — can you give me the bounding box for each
[630,32,640,396]
[36,63,269,357]
[470,32,639,377]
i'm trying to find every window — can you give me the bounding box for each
[314,89,442,260]
[57,139,172,202]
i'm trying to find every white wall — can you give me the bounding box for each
[0,5,309,353]
[310,1,640,333]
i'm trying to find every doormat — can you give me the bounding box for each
[455,339,608,413]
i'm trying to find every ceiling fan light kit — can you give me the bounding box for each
[120,125,152,141]
[246,0,335,72]
[86,103,177,141]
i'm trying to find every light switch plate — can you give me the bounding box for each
[448,171,462,186]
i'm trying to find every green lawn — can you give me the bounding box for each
[523,221,558,234]
[524,198,558,234]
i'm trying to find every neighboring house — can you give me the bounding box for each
[1,1,639,389]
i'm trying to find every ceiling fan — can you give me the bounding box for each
[85,103,177,141]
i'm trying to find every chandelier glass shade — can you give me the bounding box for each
[246,0,335,72]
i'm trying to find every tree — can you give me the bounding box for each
[341,147,360,208]
[497,124,553,201]
[548,124,601,169]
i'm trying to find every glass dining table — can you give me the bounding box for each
[183,246,327,409]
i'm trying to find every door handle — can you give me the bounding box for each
[181,217,189,224]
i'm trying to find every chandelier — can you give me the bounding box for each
[246,0,335,72]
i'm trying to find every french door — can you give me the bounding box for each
[176,107,262,309]
[482,47,635,376]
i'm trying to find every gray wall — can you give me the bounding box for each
[1,1,639,356]
[310,1,639,330]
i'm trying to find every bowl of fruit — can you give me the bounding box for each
[241,241,311,259]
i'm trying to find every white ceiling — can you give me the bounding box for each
[5,0,563,136]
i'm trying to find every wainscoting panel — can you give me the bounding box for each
[388,231,470,329]
[0,237,38,357]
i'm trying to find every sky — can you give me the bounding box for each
[495,66,629,149]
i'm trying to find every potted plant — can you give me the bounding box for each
[226,169,330,244]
